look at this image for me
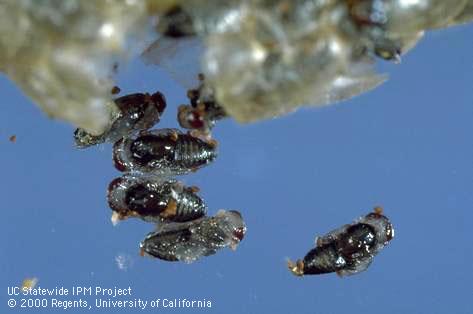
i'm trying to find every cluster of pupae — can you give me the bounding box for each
[74,79,246,264]
[73,80,395,276]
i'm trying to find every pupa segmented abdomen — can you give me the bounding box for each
[288,207,394,277]
[113,128,217,175]
[171,184,207,222]
[173,133,217,169]
[141,226,193,261]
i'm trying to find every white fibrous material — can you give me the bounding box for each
[2,1,473,130]
[145,0,473,123]
[201,1,370,122]
[382,0,470,33]
[448,1,473,26]
[200,0,473,122]
[0,0,149,134]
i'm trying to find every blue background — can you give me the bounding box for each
[1,23,472,314]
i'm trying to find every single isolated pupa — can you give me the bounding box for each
[140,210,246,263]
[288,207,394,277]
[113,128,218,176]
[108,175,207,225]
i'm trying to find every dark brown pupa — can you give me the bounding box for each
[108,175,207,225]
[113,128,218,175]
[74,91,166,148]
[288,207,394,277]
[140,210,246,263]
